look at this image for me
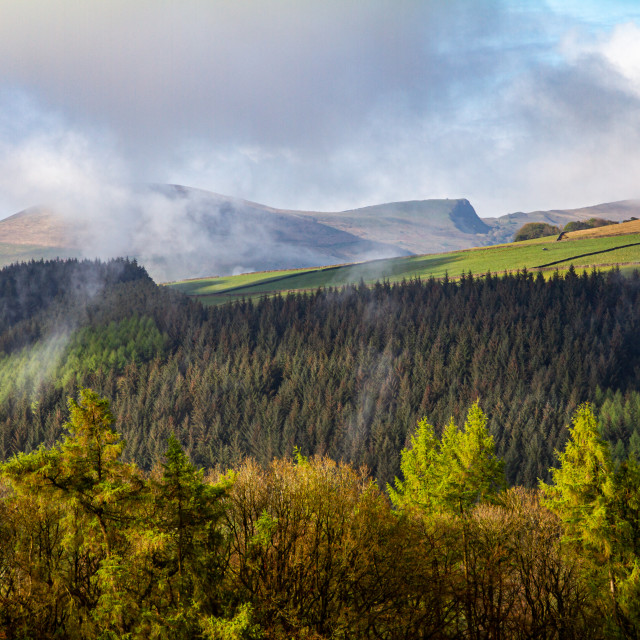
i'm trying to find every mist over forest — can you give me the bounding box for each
[0,258,639,637]
[2,1,640,637]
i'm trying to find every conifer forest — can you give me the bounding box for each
[0,258,640,638]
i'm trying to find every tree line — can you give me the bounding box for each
[513,217,619,241]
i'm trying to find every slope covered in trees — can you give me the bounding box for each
[0,259,639,489]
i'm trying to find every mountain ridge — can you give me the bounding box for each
[2,186,640,280]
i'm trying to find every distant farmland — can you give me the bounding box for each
[166,227,640,304]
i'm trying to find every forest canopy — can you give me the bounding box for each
[0,259,639,636]
[0,259,639,489]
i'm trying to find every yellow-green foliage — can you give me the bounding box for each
[388,402,505,515]
[542,404,640,635]
[0,389,234,639]
[1,393,638,638]
[0,316,167,401]
[541,404,616,555]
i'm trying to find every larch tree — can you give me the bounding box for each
[388,401,505,516]
[388,402,506,637]
[541,403,640,638]
[0,388,146,637]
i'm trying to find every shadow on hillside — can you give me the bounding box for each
[325,253,466,284]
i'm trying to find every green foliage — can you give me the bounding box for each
[542,404,640,636]
[541,404,615,554]
[0,332,70,403]
[514,222,562,241]
[598,389,640,465]
[150,434,229,607]
[0,391,635,638]
[5,263,640,491]
[0,388,145,636]
[1,255,640,637]
[564,218,617,232]
[200,604,262,640]
[0,315,168,402]
[60,315,168,387]
[2,388,140,553]
[0,390,240,639]
[389,402,505,515]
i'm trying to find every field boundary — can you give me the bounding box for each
[533,242,640,269]
[204,263,355,295]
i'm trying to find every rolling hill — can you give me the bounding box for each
[0,207,79,248]
[292,198,492,253]
[167,219,640,304]
[485,199,640,244]
[0,186,410,281]
[1,185,640,281]
[0,189,494,277]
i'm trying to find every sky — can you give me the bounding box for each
[1,0,640,219]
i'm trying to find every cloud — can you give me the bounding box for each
[0,0,639,223]
[0,1,517,209]
[492,21,640,212]
[0,2,462,151]
[562,21,640,95]
[0,101,407,281]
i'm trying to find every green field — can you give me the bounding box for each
[166,233,640,304]
[0,243,80,267]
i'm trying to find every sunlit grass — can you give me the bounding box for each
[165,233,640,305]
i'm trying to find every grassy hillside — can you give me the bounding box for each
[484,199,640,244]
[294,198,492,253]
[561,218,640,240]
[0,207,79,248]
[167,227,640,304]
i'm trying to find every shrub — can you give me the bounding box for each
[513,222,561,242]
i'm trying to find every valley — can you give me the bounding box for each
[0,235,638,637]
[4,1,640,636]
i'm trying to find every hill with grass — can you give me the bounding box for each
[2,187,640,281]
[167,218,640,305]
[485,199,640,243]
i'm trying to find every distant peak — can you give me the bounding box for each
[449,199,490,234]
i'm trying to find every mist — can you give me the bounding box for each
[0,1,640,267]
